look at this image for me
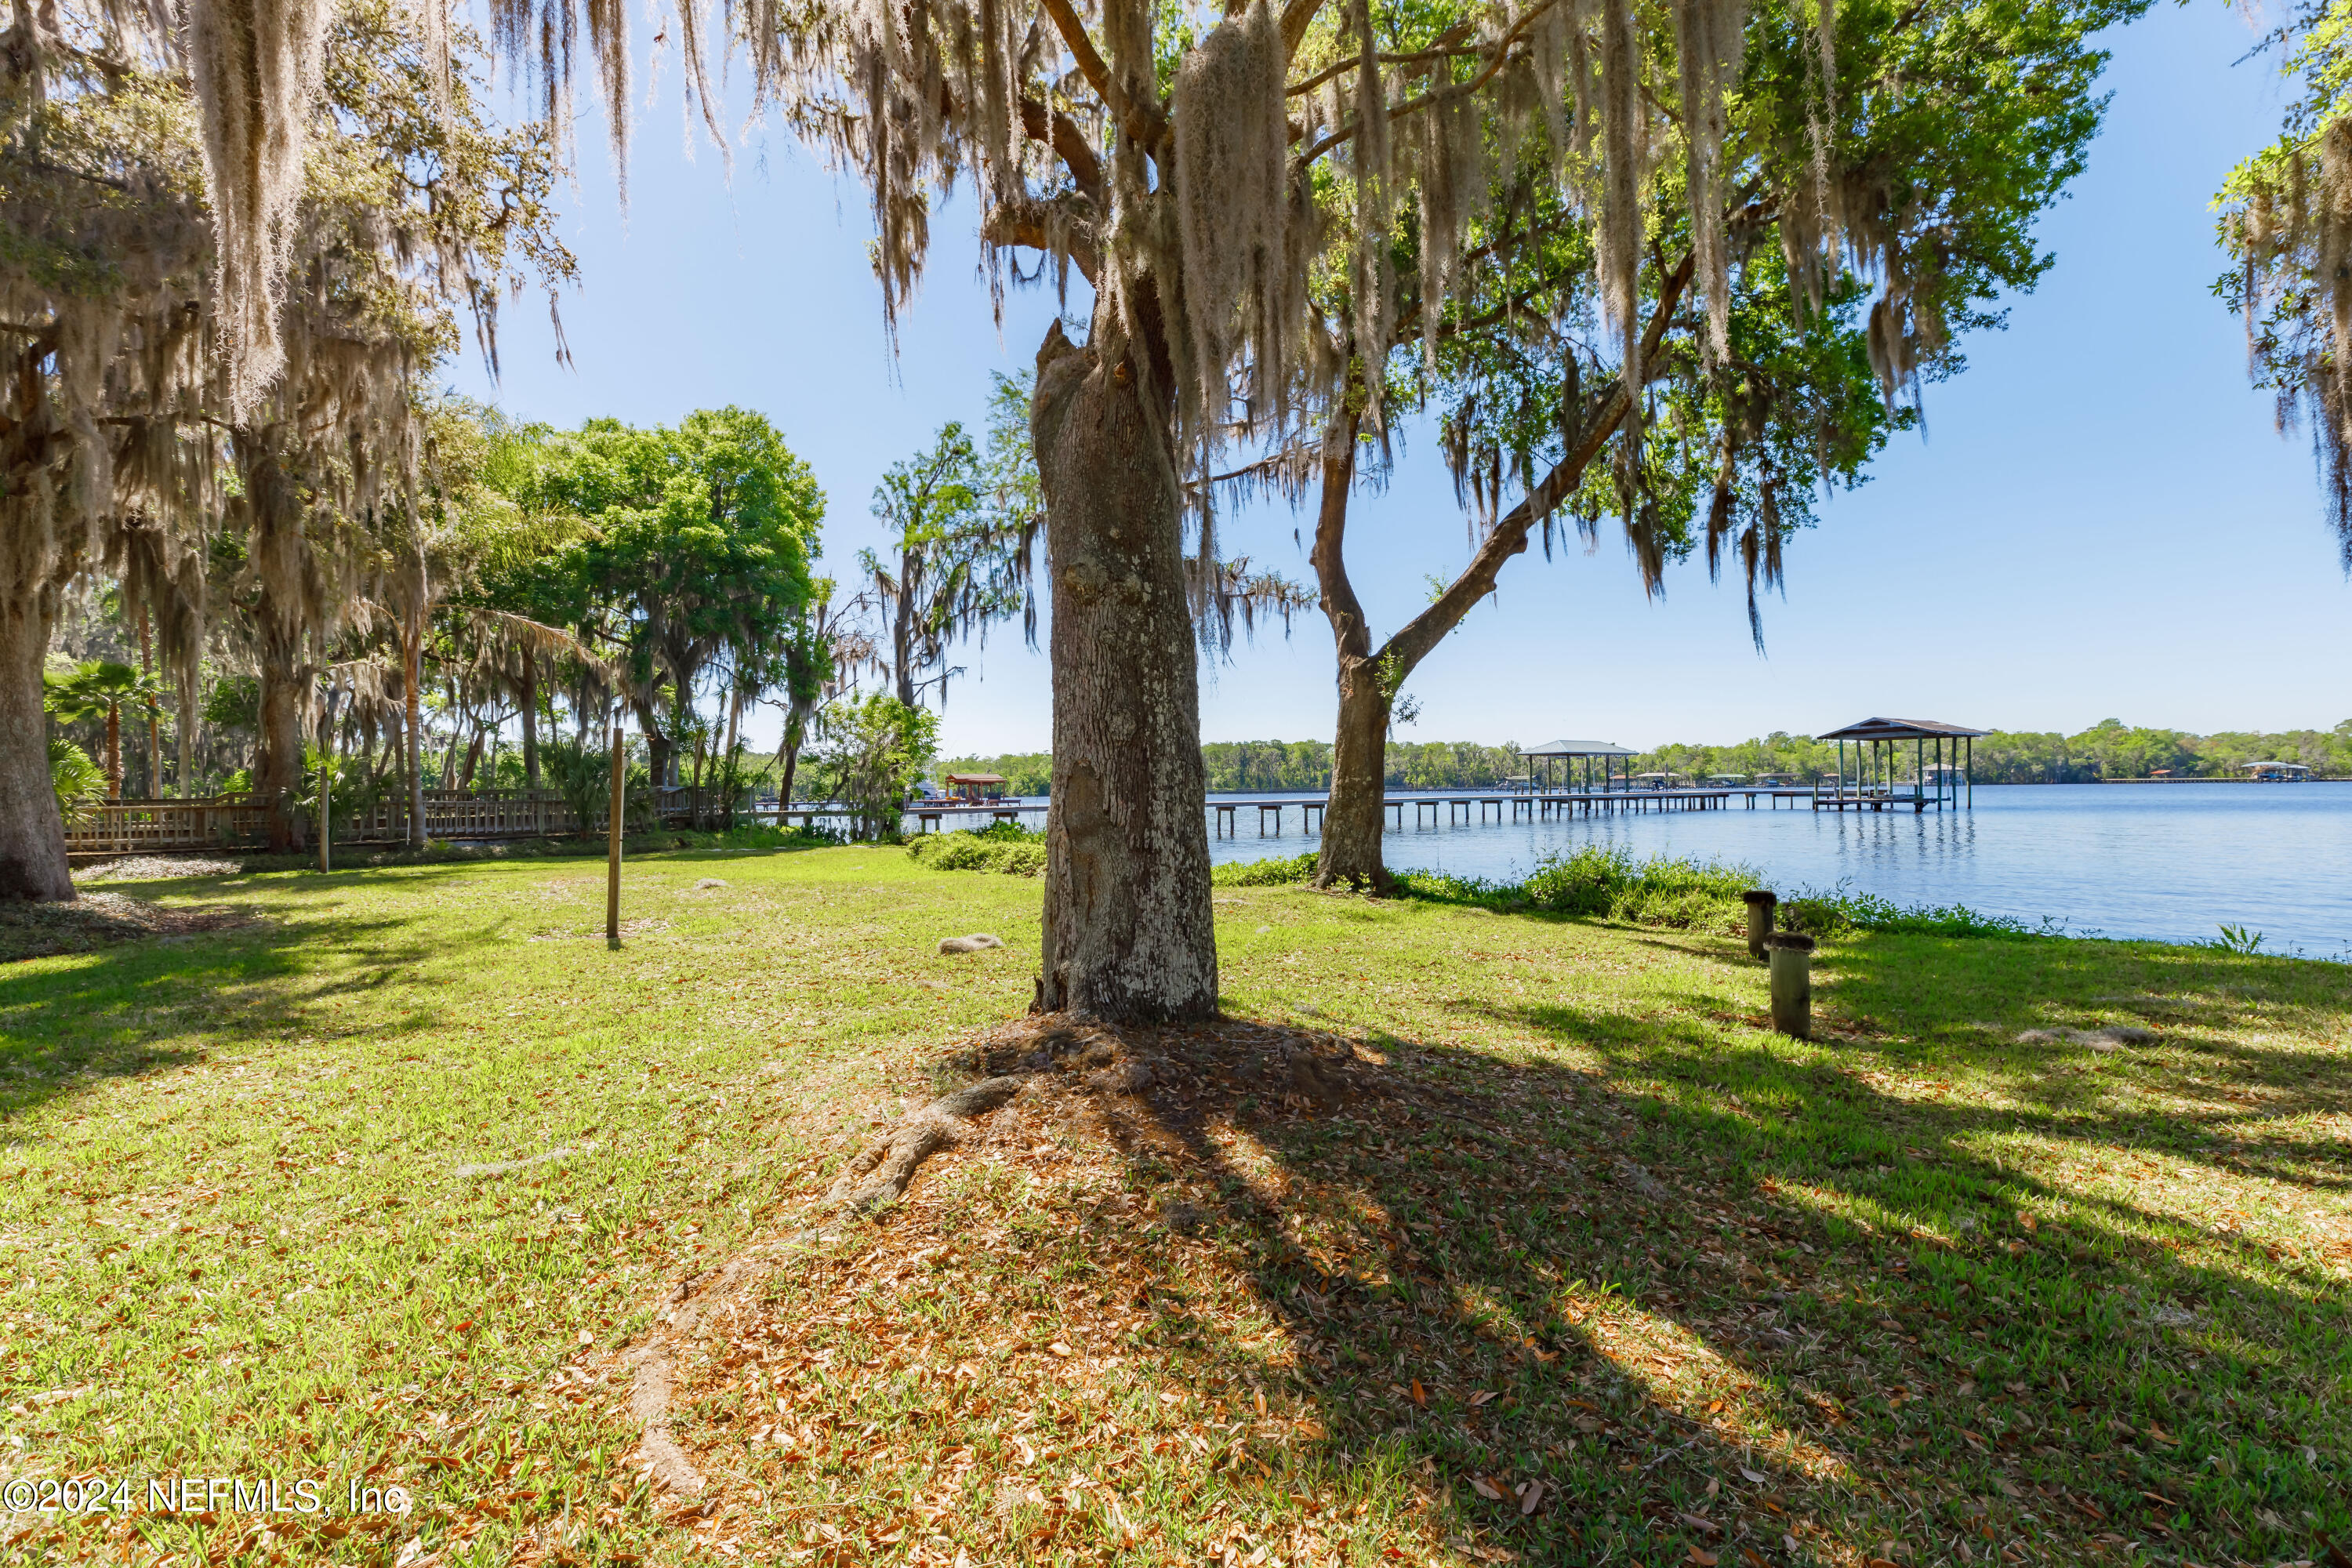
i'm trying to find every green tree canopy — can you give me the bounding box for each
[527,408,826,782]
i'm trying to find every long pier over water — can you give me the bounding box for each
[760,785,1836,837]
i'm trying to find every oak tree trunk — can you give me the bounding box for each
[1322,655,1394,891]
[1310,261,1693,891]
[138,606,161,797]
[256,649,307,853]
[403,611,426,847]
[176,671,192,800]
[638,702,672,800]
[0,589,74,901]
[1029,318,1218,1022]
[779,701,809,808]
[1306,415,1396,893]
[104,702,122,802]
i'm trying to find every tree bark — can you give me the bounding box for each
[403,601,426,847]
[0,586,74,901]
[1306,412,1395,893]
[441,691,464,790]
[176,669,192,800]
[103,700,122,802]
[637,699,671,801]
[778,699,810,808]
[721,686,740,829]
[1029,315,1218,1022]
[521,646,539,790]
[459,723,485,789]
[255,644,307,853]
[895,550,919,709]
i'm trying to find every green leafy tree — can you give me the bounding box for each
[1303,0,2147,890]
[536,409,825,792]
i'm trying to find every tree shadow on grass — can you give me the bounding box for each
[1022,996,2352,1568]
[0,906,430,1128]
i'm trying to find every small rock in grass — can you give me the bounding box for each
[938,933,1005,954]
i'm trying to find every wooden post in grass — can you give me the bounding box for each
[1766,933,1814,1039]
[606,717,625,947]
[1742,890,1778,960]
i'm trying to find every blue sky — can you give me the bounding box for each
[449,1,2350,758]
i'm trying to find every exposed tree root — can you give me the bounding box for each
[820,1074,1031,1216]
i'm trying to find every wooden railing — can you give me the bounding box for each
[63,789,580,854]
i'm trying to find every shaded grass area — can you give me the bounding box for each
[2,850,2347,1566]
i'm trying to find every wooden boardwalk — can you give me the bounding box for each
[64,779,1942,857]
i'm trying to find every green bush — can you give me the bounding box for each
[1777,886,2046,941]
[1214,853,1316,886]
[907,827,1047,876]
[1395,846,1757,931]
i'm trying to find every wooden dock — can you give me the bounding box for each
[1208,787,1817,836]
[61,778,1948,858]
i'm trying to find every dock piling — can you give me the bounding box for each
[1742,891,1778,960]
[1766,933,1815,1039]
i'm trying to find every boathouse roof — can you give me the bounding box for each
[1815,717,1989,742]
[1521,739,1637,757]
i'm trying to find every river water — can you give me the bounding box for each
[963,784,2352,956]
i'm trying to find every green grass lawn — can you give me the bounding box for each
[2,844,2347,1566]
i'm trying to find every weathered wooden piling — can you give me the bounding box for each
[606,719,626,947]
[1742,890,1778,960]
[1766,932,1814,1039]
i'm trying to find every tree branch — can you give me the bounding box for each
[1017,96,1105,205]
[1036,0,1169,154]
[982,201,1102,285]
[1309,408,1372,663]
[1281,0,1331,57]
[1376,249,1697,676]
[1294,2,1555,166]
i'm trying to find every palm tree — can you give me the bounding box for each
[45,662,164,802]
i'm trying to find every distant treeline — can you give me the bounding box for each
[938,742,1523,794]
[939,719,2352,794]
[1646,720,2352,783]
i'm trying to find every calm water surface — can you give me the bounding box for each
[1137,783,2351,955]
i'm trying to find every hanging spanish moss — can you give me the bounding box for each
[1595,0,1643,434]
[183,0,335,416]
[2229,115,2352,569]
[1675,0,1747,365]
[1348,0,1396,419]
[1173,0,1291,430]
